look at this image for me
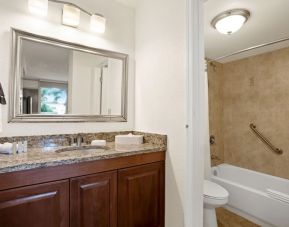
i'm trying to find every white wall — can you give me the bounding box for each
[69,51,101,114]
[134,0,187,226]
[0,0,135,136]
[105,59,122,115]
[22,39,70,82]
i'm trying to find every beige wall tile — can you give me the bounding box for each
[208,62,224,165]
[209,47,289,179]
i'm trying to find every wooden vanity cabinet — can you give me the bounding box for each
[0,152,165,227]
[70,162,165,227]
[0,180,69,227]
[118,162,165,227]
[70,171,117,227]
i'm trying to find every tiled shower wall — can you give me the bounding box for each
[208,62,224,166]
[208,47,289,180]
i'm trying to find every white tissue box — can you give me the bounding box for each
[115,134,143,145]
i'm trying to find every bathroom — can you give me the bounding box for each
[0,0,288,227]
[0,1,188,227]
[205,0,289,226]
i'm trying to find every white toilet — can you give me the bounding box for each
[203,180,229,227]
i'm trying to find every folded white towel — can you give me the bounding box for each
[0,143,13,154]
[91,140,106,146]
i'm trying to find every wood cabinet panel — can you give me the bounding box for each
[0,152,165,191]
[118,162,165,227]
[0,153,165,227]
[70,171,117,227]
[0,180,69,227]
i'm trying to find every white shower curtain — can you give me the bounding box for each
[204,62,211,179]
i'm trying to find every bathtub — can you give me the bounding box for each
[211,164,289,227]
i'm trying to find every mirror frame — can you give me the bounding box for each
[9,28,128,123]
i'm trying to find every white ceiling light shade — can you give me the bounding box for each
[211,9,250,35]
[28,0,48,16]
[90,14,106,33]
[62,4,80,27]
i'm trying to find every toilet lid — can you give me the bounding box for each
[204,180,228,199]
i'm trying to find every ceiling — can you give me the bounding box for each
[205,0,289,62]
[22,40,110,82]
[109,0,289,63]
[22,40,70,82]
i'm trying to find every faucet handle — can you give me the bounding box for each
[210,135,216,145]
[211,154,221,161]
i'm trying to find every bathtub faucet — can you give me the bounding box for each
[211,154,221,161]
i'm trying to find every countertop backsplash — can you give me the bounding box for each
[0,131,167,148]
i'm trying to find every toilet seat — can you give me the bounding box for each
[204,180,228,200]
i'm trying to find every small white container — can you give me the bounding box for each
[17,142,24,153]
[91,140,106,146]
[23,141,28,153]
[12,142,17,155]
[115,133,143,145]
[0,143,13,155]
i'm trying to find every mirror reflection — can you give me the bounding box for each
[20,39,123,116]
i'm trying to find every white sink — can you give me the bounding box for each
[55,145,109,153]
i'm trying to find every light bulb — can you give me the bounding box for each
[62,4,80,27]
[215,15,246,35]
[28,0,48,16]
[211,9,250,35]
[90,14,106,33]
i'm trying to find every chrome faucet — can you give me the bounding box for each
[76,134,84,147]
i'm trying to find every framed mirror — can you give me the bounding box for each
[9,28,128,122]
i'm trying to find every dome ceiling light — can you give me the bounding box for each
[211,9,250,35]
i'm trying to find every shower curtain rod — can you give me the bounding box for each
[207,36,289,63]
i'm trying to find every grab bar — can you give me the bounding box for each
[250,123,283,155]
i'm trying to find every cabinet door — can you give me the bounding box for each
[70,171,117,227]
[118,162,165,227]
[0,180,69,227]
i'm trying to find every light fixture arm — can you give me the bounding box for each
[48,0,103,17]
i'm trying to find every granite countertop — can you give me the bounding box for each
[0,142,166,174]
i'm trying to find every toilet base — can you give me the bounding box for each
[204,208,217,227]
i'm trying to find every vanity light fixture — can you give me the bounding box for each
[211,9,250,35]
[90,14,106,33]
[27,0,106,33]
[28,0,48,16]
[62,4,80,27]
